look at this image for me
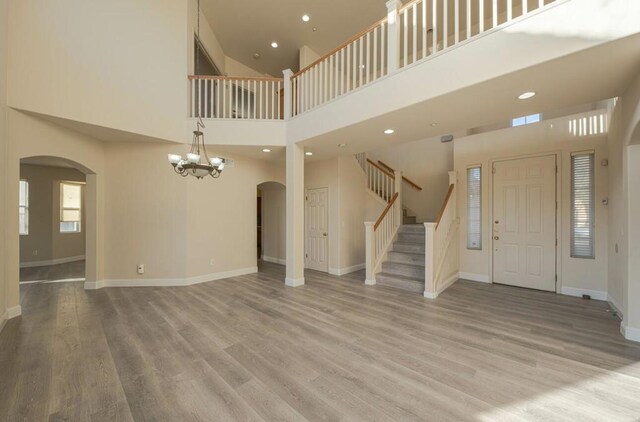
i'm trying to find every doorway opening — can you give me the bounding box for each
[257,182,286,266]
[18,156,94,288]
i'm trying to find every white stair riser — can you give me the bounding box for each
[382,262,424,278]
[387,251,424,265]
[392,243,425,253]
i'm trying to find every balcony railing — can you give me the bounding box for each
[189,76,283,120]
[189,0,559,121]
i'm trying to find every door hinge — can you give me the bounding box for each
[492,166,496,174]
[305,253,308,258]
[555,274,558,282]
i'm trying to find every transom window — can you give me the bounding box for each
[512,113,542,127]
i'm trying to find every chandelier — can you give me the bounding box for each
[168,118,226,179]
[167,0,225,180]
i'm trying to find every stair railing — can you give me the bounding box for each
[424,171,460,298]
[365,158,396,202]
[355,152,367,172]
[365,170,402,285]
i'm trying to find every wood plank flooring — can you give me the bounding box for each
[1,262,640,421]
[20,260,85,283]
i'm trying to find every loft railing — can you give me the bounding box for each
[189,0,559,120]
[291,18,389,117]
[424,171,459,298]
[188,76,283,120]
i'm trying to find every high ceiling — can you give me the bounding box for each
[200,0,389,76]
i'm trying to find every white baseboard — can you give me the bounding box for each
[560,286,607,301]
[7,306,22,319]
[262,256,286,265]
[84,267,258,290]
[285,277,305,287]
[458,272,491,283]
[622,324,640,343]
[424,273,460,299]
[607,294,624,319]
[20,255,85,269]
[329,263,365,276]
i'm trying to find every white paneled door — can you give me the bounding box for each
[305,187,329,272]
[492,155,557,291]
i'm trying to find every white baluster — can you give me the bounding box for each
[467,0,471,39]
[422,0,427,60]
[403,10,408,67]
[412,4,417,64]
[373,29,378,80]
[493,0,497,28]
[366,32,371,83]
[479,0,484,33]
[432,0,438,53]
[455,0,460,44]
[444,0,448,48]
[523,0,528,14]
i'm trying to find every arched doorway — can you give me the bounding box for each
[17,156,98,295]
[257,182,286,266]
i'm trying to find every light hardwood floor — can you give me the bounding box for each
[1,262,640,421]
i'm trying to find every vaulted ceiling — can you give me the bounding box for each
[200,0,389,76]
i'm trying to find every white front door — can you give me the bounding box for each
[492,155,557,291]
[306,187,329,272]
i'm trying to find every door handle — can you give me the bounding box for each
[494,236,500,240]
[323,233,327,237]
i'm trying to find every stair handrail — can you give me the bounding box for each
[374,192,399,230]
[424,171,459,299]
[377,160,423,191]
[367,159,394,179]
[365,170,403,285]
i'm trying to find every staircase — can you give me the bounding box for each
[376,224,425,293]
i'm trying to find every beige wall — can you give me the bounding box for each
[261,183,286,263]
[1,0,8,326]
[368,135,454,222]
[455,111,609,296]
[8,0,189,142]
[103,142,284,281]
[305,156,370,274]
[19,164,86,265]
[608,72,640,337]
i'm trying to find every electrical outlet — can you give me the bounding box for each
[210,259,215,266]
[137,264,145,275]
[33,249,38,256]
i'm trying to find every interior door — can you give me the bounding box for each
[493,155,557,291]
[306,187,329,272]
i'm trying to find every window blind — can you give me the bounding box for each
[571,152,595,259]
[467,166,482,250]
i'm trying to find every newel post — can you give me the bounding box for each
[386,0,401,73]
[423,222,436,299]
[365,222,376,285]
[448,170,457,187]
[394,169,402,227]
[283,69,293,120]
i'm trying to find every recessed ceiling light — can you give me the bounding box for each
[262,148,271,153]
[338,143,347,148]
[384,129,395,134]
[302,14,310,22]
[305,151,313,156]
[518,91,536,100]
[430,122,439,127]
[312,27,318,32]
[253,52,261,59]
[271,42,279,48]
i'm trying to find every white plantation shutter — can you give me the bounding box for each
[571,152,595,258]
[467,166,482,250]
[60,182,82,233]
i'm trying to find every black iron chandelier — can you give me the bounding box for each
[167,0,225,180]
[168,118,226,179]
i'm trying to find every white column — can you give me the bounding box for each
[386,0,402,73]
[286,143,305,287]
[394,170,402,227]
[423,222,436,299]
[283,69,293,120]
[364,222,376,285]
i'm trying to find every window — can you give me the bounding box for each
[60,182,82,233]
[512,113,542,127]
[571,152,595,259]
[19,180,29,235]
[467,166,482,250]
